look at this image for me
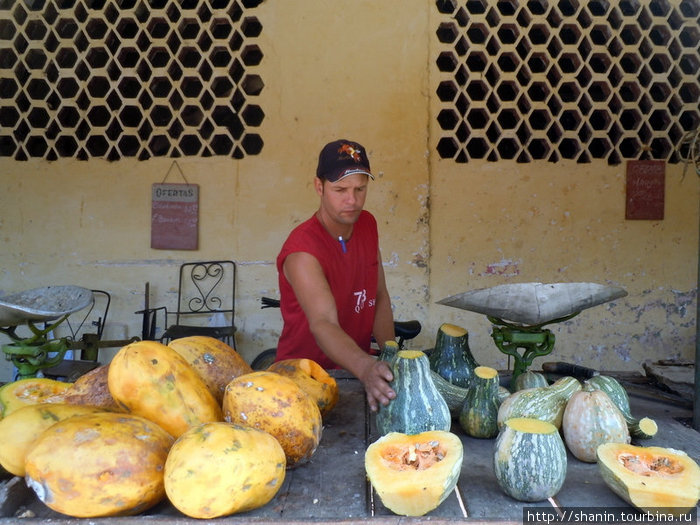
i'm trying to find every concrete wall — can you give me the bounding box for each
[1,0,697,382]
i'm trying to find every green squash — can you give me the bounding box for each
[493,417,567,502]
[586,375,657,440]
[432,369,509,423]
[497,376,581,430]
[428,323,478,388]
[376,350,451,436]
[511,370,548,391]
[429,369,469,416]
[497,385,511,404]
[562,384,630,462]
[459,366,500,438]
[378,340,399,366]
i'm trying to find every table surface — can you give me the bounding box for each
[1,372,698,524]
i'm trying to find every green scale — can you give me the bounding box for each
[437,282,628,384]
[0,286,138,380]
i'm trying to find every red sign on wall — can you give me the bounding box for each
[151,183,199,250]
[625,160,665,220]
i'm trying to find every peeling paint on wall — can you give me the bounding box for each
[411,253,427,268]
[482,258,521,277]
[385,252,400,268]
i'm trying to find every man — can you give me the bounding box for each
[276,139,396,411]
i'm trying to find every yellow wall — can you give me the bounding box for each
[1,1,697,382]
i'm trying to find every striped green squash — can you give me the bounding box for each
[428,323,478,388]
[459,366,500,438]
[494,417,567,502]
[496,376,581,430]
[585,375,657,439]
[511,370,549,391]
[429,369,468,416]
[431,369,510,418]
[497,385,511,404]
[376,350,451,436]
[378,340,399,366]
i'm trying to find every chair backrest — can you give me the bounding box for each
[174,260,236,326]
[62,289,110,343]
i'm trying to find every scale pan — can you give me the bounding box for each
[437,282,627,326]
[0,285,93,327]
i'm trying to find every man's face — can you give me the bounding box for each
[315,173,369,226]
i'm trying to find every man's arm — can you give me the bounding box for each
[282,251,395,411]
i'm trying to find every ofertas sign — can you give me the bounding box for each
[151,183,199,250]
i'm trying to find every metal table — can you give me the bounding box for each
[1,372,697,524]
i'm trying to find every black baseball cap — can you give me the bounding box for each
[316,139,374,183]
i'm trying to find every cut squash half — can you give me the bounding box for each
[597,442,700,516]
[365,430,463,516]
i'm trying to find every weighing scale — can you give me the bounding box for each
[437,282,628,384]
[0,285,138,380]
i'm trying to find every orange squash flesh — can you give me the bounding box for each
[618,451,683,477]
[365,431,463,517]
[379,440,447,472]
[597,443,700,515]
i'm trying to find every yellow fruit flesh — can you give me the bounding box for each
[474,366,499,380]
[0,378,72,417]
[597,443,700,515]
[365,431,463,517]
[440,323,468,337]
[506,417,558,434]
[396,350,424,359]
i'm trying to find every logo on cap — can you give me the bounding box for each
[339,143,362,163]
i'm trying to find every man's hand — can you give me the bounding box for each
[359,358,395,412]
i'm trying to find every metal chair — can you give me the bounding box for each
[153,260,238,349]
[41,289,112,381]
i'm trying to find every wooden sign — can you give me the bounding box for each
[625,160,665,220]
[151,183,199,250]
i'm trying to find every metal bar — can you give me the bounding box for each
[142,282,150,340]
[453,484,468,518]
[363,394,375,517]
[690,129,700,430]
[548,496,565,519]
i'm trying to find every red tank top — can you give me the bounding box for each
[275,211,379,369]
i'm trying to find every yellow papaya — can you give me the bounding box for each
[165,422,286,518]
[267,358,339,417]
[45,364,122,412]
[168,336,253,404]
[0,377,71,418]
[108,340,222,438]
[0,403,104,476]
[223,371,322,468]
[25,412,174,517]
